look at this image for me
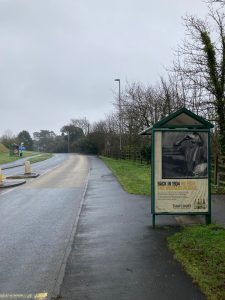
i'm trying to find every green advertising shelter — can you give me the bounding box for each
[140,107,214,228]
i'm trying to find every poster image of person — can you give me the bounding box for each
[162,131,208,179]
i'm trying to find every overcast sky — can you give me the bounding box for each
[0,0,211,136]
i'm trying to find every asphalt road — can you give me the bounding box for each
[0,154,89,300]
[0,153,68,178]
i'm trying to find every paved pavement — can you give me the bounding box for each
[59,156,206,300]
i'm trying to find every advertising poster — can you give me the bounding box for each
[154,131,208,213]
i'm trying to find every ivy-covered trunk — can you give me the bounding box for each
[201,30,225,153]
[216,100,225,154]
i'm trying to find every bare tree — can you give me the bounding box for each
[157,75,185,116]
[0,130,17,149]
[173,5,225,151]
[70,117,90,135]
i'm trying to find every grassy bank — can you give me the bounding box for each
[0,151,52,165]
[168,225,225,300]
[0,151,37,164]
[100,156,150,195]
[0,153,22,164]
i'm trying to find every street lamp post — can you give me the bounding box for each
[114,78,122,152]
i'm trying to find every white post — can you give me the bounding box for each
[25,161,32,174]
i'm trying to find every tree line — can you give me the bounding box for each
[0,118,96,154]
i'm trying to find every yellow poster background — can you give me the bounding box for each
[154,131,208,213]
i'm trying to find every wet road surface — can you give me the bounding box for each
[60,156,205,300]
[0,154,89,299]
[0,153,68,179]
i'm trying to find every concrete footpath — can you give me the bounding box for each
[58,156,208,300]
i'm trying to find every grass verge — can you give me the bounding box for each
[168,224,225,300]
[0,151,52,165]
[0,153,22,164]
[28,153,53,164]
[100,156,150,195]
[0,151,38,164]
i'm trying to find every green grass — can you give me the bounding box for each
[101,156,150,195]
[0,151,51,165]
[21,151,40,158]
[28,153,53,164]
[0,152,22,164]
[168,224,225,300]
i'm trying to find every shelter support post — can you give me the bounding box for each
[205,214,211,225]
[152,214,155,229]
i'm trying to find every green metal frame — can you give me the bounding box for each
[153,107,214,129]
[151,128,155,214]
[151,125,212,228]
[151,128,156,228]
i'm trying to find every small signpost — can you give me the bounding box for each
[140,108,214,228]
[19,142,25,157]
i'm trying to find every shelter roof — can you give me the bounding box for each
[139,107,214,135]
